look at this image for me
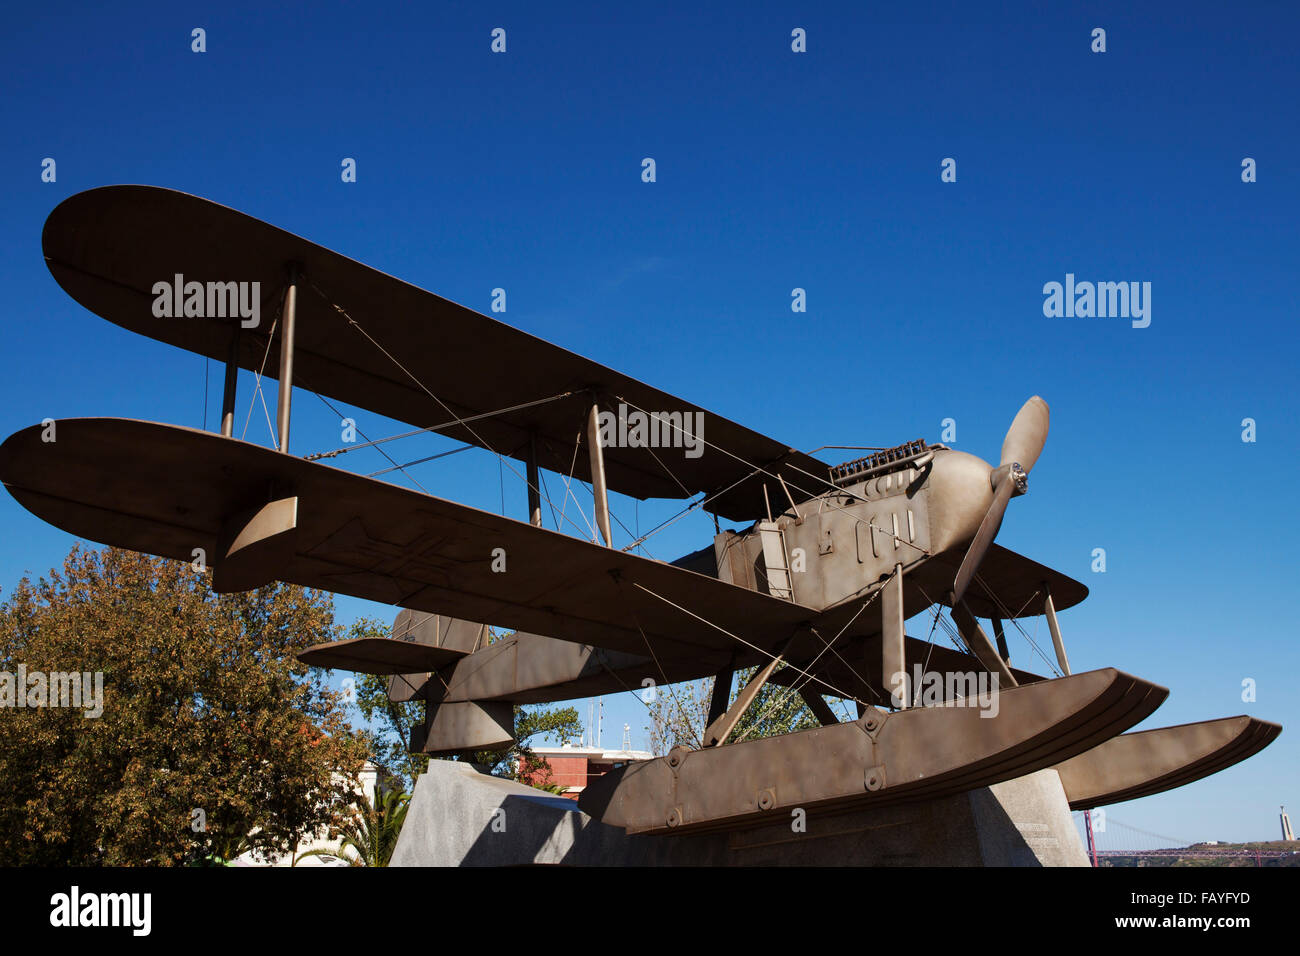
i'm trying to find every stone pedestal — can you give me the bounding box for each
[391,761,1088,866]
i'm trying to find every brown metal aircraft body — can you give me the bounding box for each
[0,186,1279,836]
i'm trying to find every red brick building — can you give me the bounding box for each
[518,744,653,800]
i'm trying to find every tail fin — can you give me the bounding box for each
[387,609,490,702]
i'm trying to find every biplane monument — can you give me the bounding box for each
[0,186,1280,865]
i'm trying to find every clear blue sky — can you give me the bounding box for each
[1,1,1296,844]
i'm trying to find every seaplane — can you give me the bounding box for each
[0,185,1279,836]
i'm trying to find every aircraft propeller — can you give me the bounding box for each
[950,396,1049,607]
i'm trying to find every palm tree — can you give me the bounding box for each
[293,788,410,867]
[188,831,252,867]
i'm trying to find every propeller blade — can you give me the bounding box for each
[950,396,1050,607]
[1000,396,1049,472]
[951,477,1013,607]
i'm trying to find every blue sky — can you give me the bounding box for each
[1,1,1296,844]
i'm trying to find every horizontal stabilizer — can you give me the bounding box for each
[298,637,467,675]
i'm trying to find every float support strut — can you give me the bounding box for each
[1044,586,1071,675]
[882,564,907,709]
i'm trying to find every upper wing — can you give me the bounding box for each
[42,186,832,521]
[0,418,818,666]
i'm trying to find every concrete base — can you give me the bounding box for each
[391,761,1088,866]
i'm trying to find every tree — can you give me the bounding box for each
[491,705,584,781]
[344,618,583,788]
[347,620,429,789]
[647,678,713,756]
[0,545,369,865]
[645,667,827,756]
[293,788,409,867]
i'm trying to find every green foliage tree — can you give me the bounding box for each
[0,545,368,865]
[293,788,409,867]
[347,619,429,788]
[646,666,829,756]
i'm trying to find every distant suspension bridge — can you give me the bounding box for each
[1071,812,1295,863]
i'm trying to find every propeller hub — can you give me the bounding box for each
[1009,462,1027,495]
[948,398,1049,608]
[990,461,1028,497]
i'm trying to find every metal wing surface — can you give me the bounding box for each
[0,418,817,664]
[42,186,831,521]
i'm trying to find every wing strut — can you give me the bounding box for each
[797,686,842,726]
[951,601,1018,687]
[220,324,240,437]
[1044,584,1071,675]
[702,646,790,747]
[991,616,1011,662]
[705,669,734,727]
[275,263,301,453]
[526,435,542,527]
[585,402,612,546]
